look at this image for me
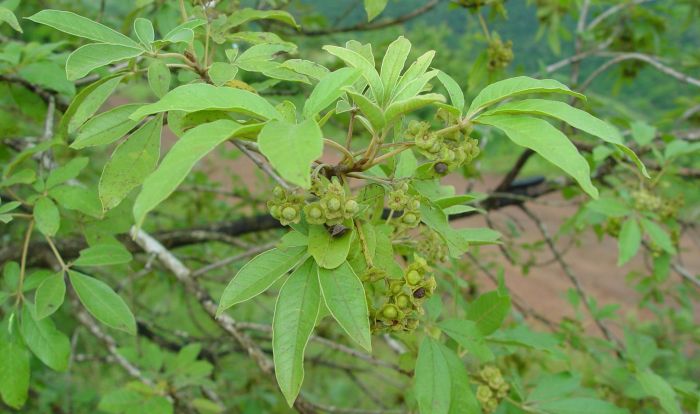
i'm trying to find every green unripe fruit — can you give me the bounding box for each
[326,197,341,211]
[273,186,285,198]
[389,280,405,294]
[308,206,322,219]
[406,270,422,285]
[409,199,420,210]
[381,304,399,319]
[396,294,411,309]
[345,199,359,214]
[402,213,417,224]
[282,207,297,220]
[270,205,281,218]
[476,385,493,403]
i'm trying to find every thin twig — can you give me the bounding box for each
[519,206,620,347]
[130,227,318,414]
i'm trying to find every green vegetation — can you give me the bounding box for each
[1,1,699,413]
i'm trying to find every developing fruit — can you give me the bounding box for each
[381,304,399,319]
[406,270,422,286]
[395,294,411,309]
[282,207,297,221]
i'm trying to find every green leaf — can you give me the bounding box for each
[618,219,641,265]
[393,69,439,102]
[415,337,451,414]
[0,336,30,409]
[439,319,494,362]
[68,270,136,335]
[133,120,248,227]
[323,45,384,103]
[318,261,372,351]
[636,369,681,414]
[208,62,238,86]
[226,8,298,29]
[133,18,154,49]
[49,185,102,218]
[66,43,144,81]
[308,224,354,269]
[27,9,140,48]
[46,157,89,189]
[640,219,675,254]
[395,50,435,95]
[147,60,171,98]
[160,19,205,46]
[395,149,417,179]
[536,398,628,414]
[257,119,323,189]
[419,202,469,258]
[483,99,648,177]
[129,83,280,121]
[344,89,386,131]
[303,68,362,118]
[415,337,480,414]
[467,76,584,116]
[20,306,70,371]
[74,244,133,267]
[0,7,22,32]
[630,121,656,146]
[587,197,631,217]
[99,114,163,211]
[436,70,465,115]
[364,0,389,21]
[273,258,321,406]
[217,246,307,315]
[19,62,75,96]
[458,227,501,245]
[466,290,511,336]
[281,59,330,81]
[63,75,124,135]
[384,93,445,123]
[71,103,142,149]
[477,114,598,198]
[34,196,60,236]
[34,272,66,320]
[489,325,559,351]
[380,36,411,103]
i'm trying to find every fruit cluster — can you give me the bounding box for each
[487,34,514,71]
[371,255,437,333]
[632,189,682,220]
[268,178,360,227]
[475,366,510,413]
[417,228,449,263]
[387,183,422,227]
[407,120,480,176]
[267,186,305,226]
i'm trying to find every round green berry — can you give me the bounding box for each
[402,213,417,225]
[381,304,399,319]
[270,205,281,218]
[395,294,411,309]
[476,385,493,403]
[308,206,322,219]
[326,197,341,211]
[409,199,420,210]
[273,186,285,198]
[345,199,359,214]
[388,279,405,294]
[406,270,422,285]
[282,207,297,221]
